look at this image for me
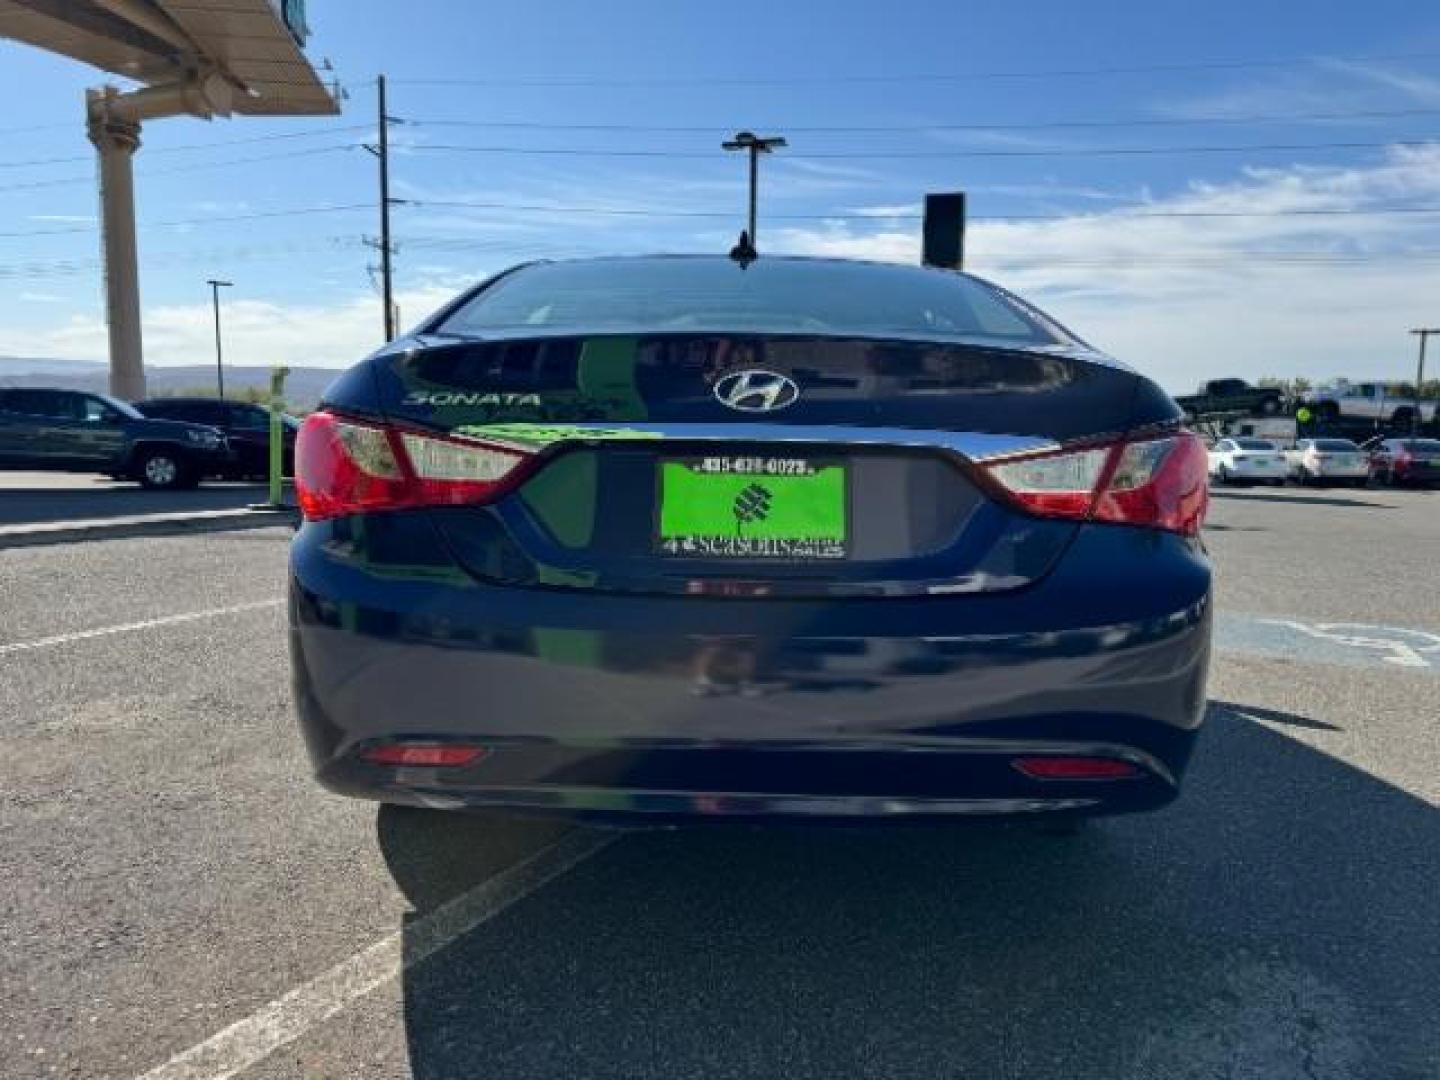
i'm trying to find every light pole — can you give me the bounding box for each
[722,131,787,253]
[1410,329,1439,435]
[207,278,233,399]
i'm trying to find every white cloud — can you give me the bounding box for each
[19,291,66,303]
[1319,59,1440,107]
[843,204,919,219]
[1154,59,1440,122]
[969,182,1128,202]
[774,145,1440,392]
[7,146,1440,395]
[0,280,468,370]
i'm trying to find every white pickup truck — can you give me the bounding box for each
[1302,382,1437,425]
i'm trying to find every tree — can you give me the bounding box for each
[1256,376,1312,398]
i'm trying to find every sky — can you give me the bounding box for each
[2,0,1440,394]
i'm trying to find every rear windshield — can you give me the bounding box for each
[1233,438,1275,450]
[439,258,1070,346]
[1399,439,1440,452]
[1311,439,1359,451]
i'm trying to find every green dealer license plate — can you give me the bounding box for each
[656,455,848,559]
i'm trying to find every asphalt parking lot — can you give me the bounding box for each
[2,483,1438,1079]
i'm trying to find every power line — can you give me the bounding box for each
[392,238,1440,265]
[0,120,74,135]
[398,107,1440,135]
[7,194,1440,242]
[386,50,1440,87]
[0,202,372,239]
[0,236,363,279]
[399,237,1440,259]
[0,144,361,196]
[401,138,1439,161]
[397,197,1440,223]
[0,123,371,170]
[0,133,368,174]
[8,103,1426,170]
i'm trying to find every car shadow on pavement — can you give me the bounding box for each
[1210,489,1393,510]
[1210,699,1341,732]
[378,707,1440,1080]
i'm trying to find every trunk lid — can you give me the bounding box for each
[363,332,1177,598]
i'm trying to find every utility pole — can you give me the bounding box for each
[722,131,786,253]
[207,278,233,399]
[362,74,396,341]
[1410,328,1439,435]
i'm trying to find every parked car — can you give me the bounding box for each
[1363,437,1440,487]
[289,254,1213,827]
[1285,437,1370,486]
[1175,378,1285,419]
[1207,437,1288,485]
[0,387,230,489]
[1302,381,1437,426]
[133,396,297,479]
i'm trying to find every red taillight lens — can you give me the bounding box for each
[1012,756,1140,780]
[296,412,534,521]
[983,432,1208,536]
[361,743,488,767]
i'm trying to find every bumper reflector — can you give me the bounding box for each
[1012,756,1140,780]
[361,743,488,767]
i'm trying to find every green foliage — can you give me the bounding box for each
[1255,376,1312,396]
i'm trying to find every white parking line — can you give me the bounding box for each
[132,829,615,1080]
[0,600,283,657]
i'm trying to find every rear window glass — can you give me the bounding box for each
[1233,438,1275,450]
[1311,439,1359,451]
[439,258,1069,345]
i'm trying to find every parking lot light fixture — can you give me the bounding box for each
[722,131,787,250]
[1409,329,1439,436]
[207,278,234,399]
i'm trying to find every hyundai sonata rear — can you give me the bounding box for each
[289,255,1211,823]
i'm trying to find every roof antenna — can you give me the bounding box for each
[729,229,757,266]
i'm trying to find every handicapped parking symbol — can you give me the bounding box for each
[1260,620,1440,669]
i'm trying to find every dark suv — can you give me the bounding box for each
[0,387,231,490]
[134,397,297,479]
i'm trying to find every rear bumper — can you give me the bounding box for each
[1218,461,1287,480]
[289,517,1212,822]
[1304,463,1369,479]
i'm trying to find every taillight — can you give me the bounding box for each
[984,432,1208,536]
[361,742,488,767]
[296,412,534,521]
[1013,756,1141,780]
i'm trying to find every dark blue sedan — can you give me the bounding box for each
[289,255,1211,825]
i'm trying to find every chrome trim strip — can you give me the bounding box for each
[467,422,1058,462]
[403,786,1103,817]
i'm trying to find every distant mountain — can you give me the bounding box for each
[0,356,105,376]
[0,356,340,407]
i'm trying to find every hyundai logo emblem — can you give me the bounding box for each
[713,369,800,413]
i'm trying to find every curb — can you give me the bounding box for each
[0,506,298,550]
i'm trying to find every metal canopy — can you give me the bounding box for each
[0,0,338,398]
[0,0,338,115]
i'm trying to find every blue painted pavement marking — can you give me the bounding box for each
[1216,614,1440,676]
